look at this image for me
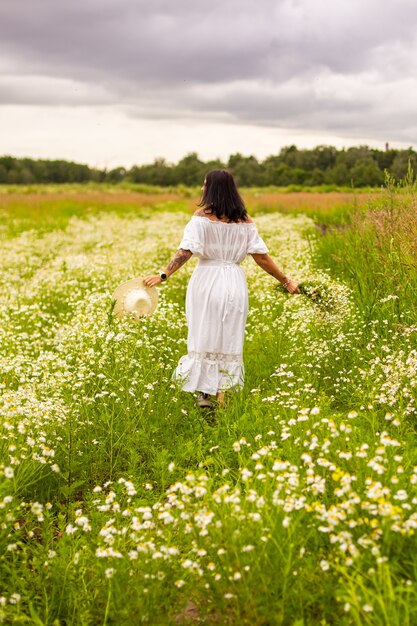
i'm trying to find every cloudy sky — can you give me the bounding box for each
[1,0,417,167]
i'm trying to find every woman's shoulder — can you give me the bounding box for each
[193,209,208,218]
[193,209,254,224]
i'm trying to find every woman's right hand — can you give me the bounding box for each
[285,279,301,294]
[143,274,163,287]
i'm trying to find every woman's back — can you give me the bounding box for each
[183,215,266,264]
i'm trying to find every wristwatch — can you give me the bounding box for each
[159,271,168,281]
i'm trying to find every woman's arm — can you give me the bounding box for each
[143,248,193,287]
[251,253,300,294]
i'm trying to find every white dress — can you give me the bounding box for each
[173,215,268,395]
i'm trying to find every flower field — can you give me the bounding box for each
[1,191,417,625]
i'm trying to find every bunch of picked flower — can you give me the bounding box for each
[297,281,336,311]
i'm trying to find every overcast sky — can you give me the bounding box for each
[1,0,417,167]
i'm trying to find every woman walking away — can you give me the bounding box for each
[144,169,300,408]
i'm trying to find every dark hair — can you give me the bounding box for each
[198,169,248,223]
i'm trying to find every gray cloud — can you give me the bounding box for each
[1,0,417,144]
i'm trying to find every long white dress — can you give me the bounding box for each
[173,215,268,395]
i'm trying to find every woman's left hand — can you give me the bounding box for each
[143,274,163,287]
[286,279,301,294]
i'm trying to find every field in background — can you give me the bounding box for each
[0,184,380,237]
[1,184,417,624]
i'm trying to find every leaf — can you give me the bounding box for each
[29,603,46,626]
[59,479,85,498]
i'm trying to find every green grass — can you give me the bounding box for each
[1,187,417,624]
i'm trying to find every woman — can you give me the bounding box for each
[144,169,300,408]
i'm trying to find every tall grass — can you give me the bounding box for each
[316,171,417,324]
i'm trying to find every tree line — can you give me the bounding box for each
[1,145,416,187]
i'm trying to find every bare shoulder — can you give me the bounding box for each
[244,214,254,223]
[193,209,207,217]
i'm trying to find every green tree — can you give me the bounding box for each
[279,145,299,168]
[288,168,309,184]
[276,163,293,186]
[350,160,384,187]
[326,163,350,186]
[0,164,7,183]
[106,167,127,183]
[174,153,205,186]
[390,149,417,180]
[314,145,338,170]
[228,154,263,186]
[306,168,325,186]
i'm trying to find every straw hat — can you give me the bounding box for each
[112,277,158,321]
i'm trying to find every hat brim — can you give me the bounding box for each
[112,277,158,320]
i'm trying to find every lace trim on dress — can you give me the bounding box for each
[188,350,243,364]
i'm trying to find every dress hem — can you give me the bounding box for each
[173,354,244,395]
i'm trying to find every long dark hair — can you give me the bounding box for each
[198,169,248,222]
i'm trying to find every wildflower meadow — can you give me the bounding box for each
[1,184,417,625]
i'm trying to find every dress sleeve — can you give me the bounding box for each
[247,224,268,254]
[178,219,203,255]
